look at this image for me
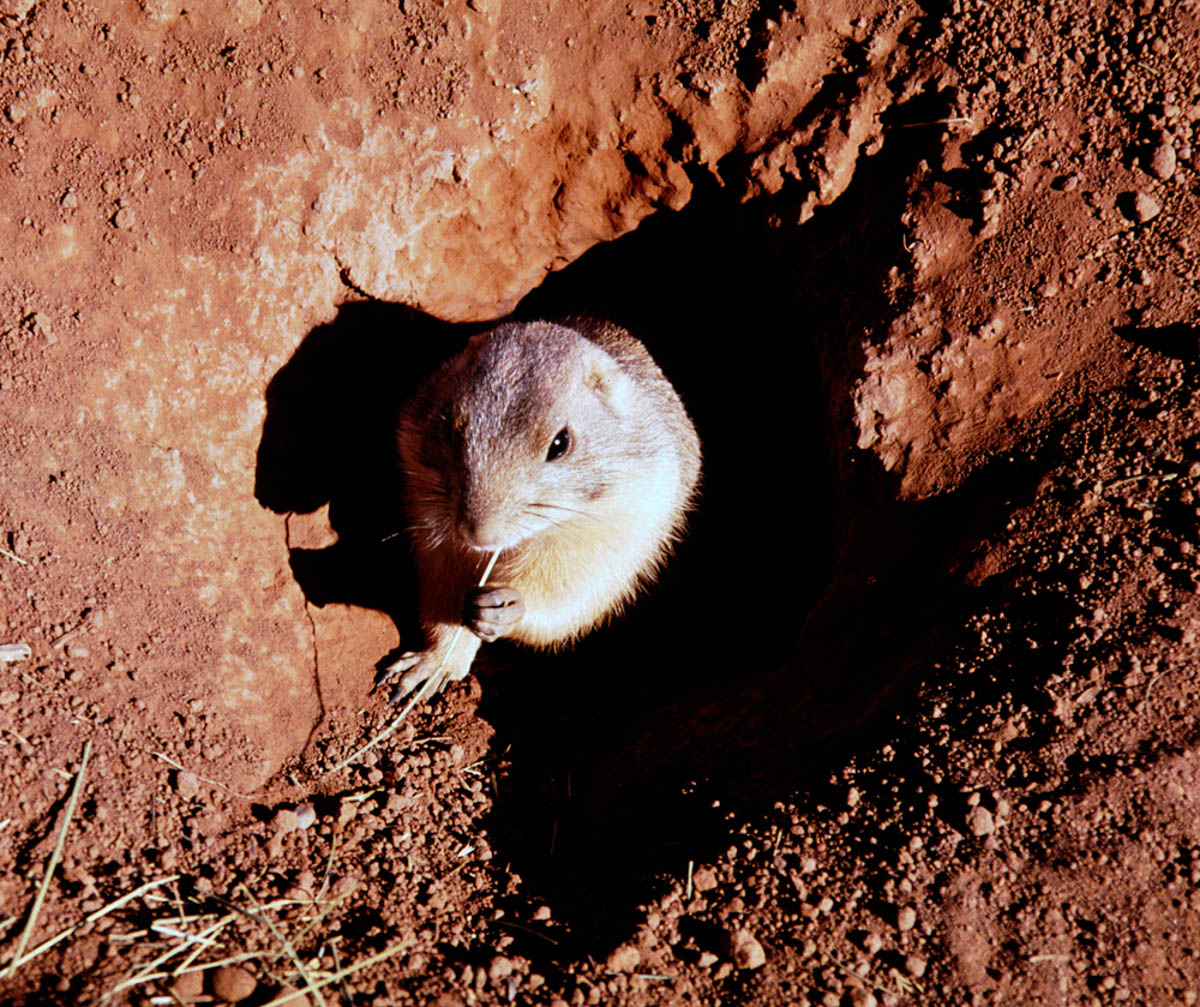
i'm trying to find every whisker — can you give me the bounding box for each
[527,502,602,521]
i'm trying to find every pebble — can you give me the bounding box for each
[112,207,136,229]
[862,931,883,955]
[905,953,927,977]
[0,643,31,663]
[273,808,301,834]
[294,803,317,829]
[174,771,199,800]
[967,805,995,837]
[1132,192,1161,222]
[697,951,719,968]
[1149,142,1176,180]
[212,964,257,1002]
[692,866,718,892]
[605,943,640,972]
[170,971,205,1002]
[849,990,877,1007]
[728,928,766,969]
[532,905,552,921]
[331,874,359,898]
[487,955,514,981]
[897,905,917,932]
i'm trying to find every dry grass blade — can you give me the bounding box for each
[0,545,28,565]
[1,739,91,981]
[238,884,327,1007]
[104,912,238,999]
[152,752,256,800]
[328,547,501,773]
[5,876,180,975]
[260,940,412,1007]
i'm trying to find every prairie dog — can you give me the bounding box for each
[380,317,701,699]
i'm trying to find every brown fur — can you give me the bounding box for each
[384,318,701,696]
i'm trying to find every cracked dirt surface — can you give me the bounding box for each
[4,0,1200,1004]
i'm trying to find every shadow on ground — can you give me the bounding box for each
[249,85,1050,963]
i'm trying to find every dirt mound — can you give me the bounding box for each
[2,0,1200,1003]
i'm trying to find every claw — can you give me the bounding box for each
[375,651,422,689]
[387,662,441,705]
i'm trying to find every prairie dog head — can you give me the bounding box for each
[399,320,680,553]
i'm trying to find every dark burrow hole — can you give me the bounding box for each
[254,89,1049,965]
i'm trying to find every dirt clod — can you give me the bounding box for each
[211,964,257,1003]
[170,971,205,1002]
[1149,142,1177,180]
[605,944,641,973]
[966,805,995,837]
[173,771,199,800]
[1132,191,1162,222]
[727,928,766,970]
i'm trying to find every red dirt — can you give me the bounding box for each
[3,0,1200,1004]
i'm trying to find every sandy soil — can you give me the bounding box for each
[2,0,1200,1004]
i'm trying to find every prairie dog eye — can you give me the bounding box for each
[546,426,571,462]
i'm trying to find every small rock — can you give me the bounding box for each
[0,0,36,16]
[905,953,927,977]
[692,866,718,892]
[61,190,78,209]
[0,643,31,663]
[212,964,257,1002]
[273,808,301,834]
[697,951,719,968]
[112,206,136,229]
[849,990,877,1007]
[1133,192,1161,222]
[65,643,90,659]
[173,771,199,800]
[0,690,19,705]
[1149,142,1177,180]
[605,943,640,972]
[170,970,205,1002]
[294,803,316,829]
[531,905,552,921]
[728,928,766,969]
[862,931,884,955]
[25,313,52,338]
[847,787,860,808]
[331,874,359,898]
[897,906,917,932]
[487,956,514,981]
[967,805,995,837]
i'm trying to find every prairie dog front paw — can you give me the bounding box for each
[376,626,482,704]
[464,585,525,642]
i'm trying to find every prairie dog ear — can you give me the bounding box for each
[583,349,631,412]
